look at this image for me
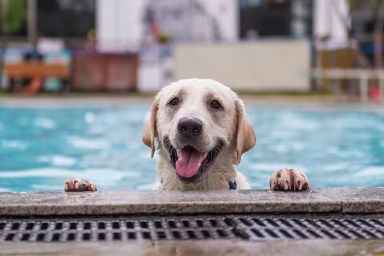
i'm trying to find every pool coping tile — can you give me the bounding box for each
[0,188,383,216]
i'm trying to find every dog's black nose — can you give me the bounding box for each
[178,117,203,137]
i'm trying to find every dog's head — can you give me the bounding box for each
[142,79,256,183]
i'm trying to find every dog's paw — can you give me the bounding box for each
[64,178,97,192]
[269,168,310,191]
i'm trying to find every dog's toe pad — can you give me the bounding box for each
[64,178,97,192]
[269,168,310,191]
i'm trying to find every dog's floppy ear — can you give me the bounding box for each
[235,99,256,164]
[142,99,159,158]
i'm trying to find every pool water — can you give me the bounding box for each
[0,103,383,192]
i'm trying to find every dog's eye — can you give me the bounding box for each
[210,100,223,110]
[168,97,180,106]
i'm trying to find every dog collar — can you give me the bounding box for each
[228,181,237,190]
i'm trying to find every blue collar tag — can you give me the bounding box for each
[228,181,237,190]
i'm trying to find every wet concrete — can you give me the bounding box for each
[0,188,383,216]
[0,188,383,255]
[0,239,383,256]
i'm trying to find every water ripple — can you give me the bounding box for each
[0,105,383,191]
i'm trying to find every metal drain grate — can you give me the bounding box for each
[0,215,384,242]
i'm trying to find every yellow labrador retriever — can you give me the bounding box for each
[65,79,310,191]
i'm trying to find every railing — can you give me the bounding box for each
[313,69,384,101]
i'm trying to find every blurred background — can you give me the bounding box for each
[0,0,383,100]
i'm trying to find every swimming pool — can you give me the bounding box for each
[0,101,383,192]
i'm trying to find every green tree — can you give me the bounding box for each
[0,0,27,36]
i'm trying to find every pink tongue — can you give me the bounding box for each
[176,148,204,178]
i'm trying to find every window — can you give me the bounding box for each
[37,0,95,38]
[239,0,312,39]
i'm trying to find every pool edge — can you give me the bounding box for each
[0,188,383,216]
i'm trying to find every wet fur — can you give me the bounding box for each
[142,79,256,191]
[64,79,310,192]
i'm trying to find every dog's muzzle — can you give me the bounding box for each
[163,136,224,183]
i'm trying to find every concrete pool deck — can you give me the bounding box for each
[0,188,384,256]
[0,188,383,216]
[0,239,384,256]
[0,94,383,106]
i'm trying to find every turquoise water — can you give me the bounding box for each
[0,104,383,192]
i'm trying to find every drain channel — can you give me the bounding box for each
[0,215,383,242]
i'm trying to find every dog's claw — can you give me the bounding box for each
[269,168,310,191]
[64,178,97,192]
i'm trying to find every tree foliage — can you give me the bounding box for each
[0,0,27,35]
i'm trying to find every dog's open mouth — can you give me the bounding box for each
[164,137,223,183]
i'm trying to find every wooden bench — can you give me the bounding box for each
[4,62,70,93]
